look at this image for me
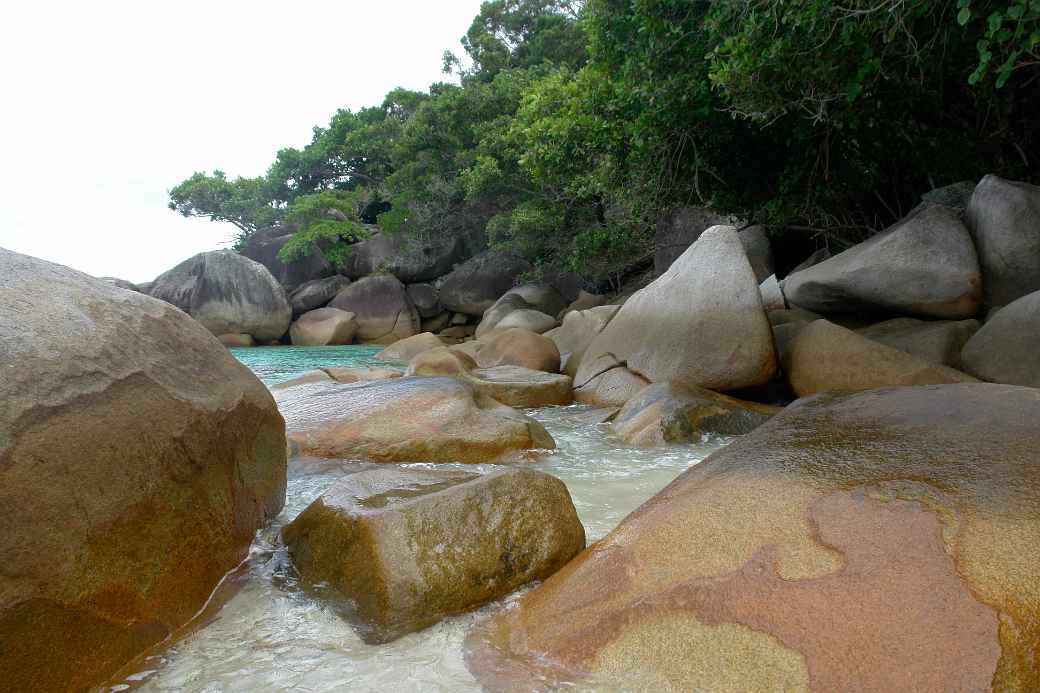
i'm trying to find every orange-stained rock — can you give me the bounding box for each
[374,331,444,363]
[573,366,650,408]
[467,384,1040,692]
[0,249,287,692]
[475,328,561,373]
[283,466,585,644]
[278,376,554,464]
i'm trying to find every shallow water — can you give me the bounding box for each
[114,346,726,692]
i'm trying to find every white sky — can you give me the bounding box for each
[0,0,482,283]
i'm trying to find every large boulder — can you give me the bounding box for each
[283,467,584,644]
[576,226,776,393]
[738,225,774,283]
[408,348,573,408]
[475,284,567,337]
[545,305,620,378]
[784,320,977,397]
[654,206,741,274]
[438,250,533,316]
[612,382,779,446]
[289,307,358,346]
[502,283,568,319]
[329,274,420,345]
[475,293,533,338]
[496,309,558,334]
[289,275,351,316]
[278,376,554,464]
[406,283,442,318]
[559,290,608,319]
[467,384,1040,692]
[960,289,1040,387]
[966,174,1040,308]
[374,332,443,363]
[238,225,331,290]
[573,366,650,408]
[783,205,982,318]
[476,328,562,373]
[149,250,292,342]
[338,231,466,283]
[856,317,980,369]
[0,249,286,692]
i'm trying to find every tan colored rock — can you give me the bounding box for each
[421,312,452,334]
[476,328,561,373]
[768,307,823,326]
[439,325,476,343]
[271,369,336,390]
[784,320,976,397]
[278,376,555,464]
[546,305,621,378]
[0,249,286,692]
[407,347,479,377]
[289,307,359,346]
[218,332,255,347]
[475,293,532,338]
[559,290,608,319]
[469,366,573,408]
[612,382,780,446]
[467,384,1040,693]
[329,274,420,345]
[758,275,786,312]
[496,309,558,334]
[856,317,980,369]
[574,366,650,408]
[576,226,776,393]
[324,366,403,384]
[284,467,585,643]
[375,332,444,362]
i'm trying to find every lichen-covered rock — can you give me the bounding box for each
[0,249,286,692]
[283,466,585,644]
[438,251,533,316]
[339,231,466,283]
[289,307,358,346]
[577,226,776,392]
[149,250,292,342]
[288,275,351,316]
[476,328,561,373]
[782,205,982,318]
[960,289,1040,388]
[545,305,620,378]
[573,366,650,408]
[966,174,1040,307]
[467,384,1040,693]
[329,274,420,345]
[784,320,976,397]
[496,309,558,334]
[375,332,444,363]
[612,382,779,446]
[856,317,980,369]
[278,376,554,464]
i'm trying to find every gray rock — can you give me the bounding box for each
[289,275,351,316]
[577,226,776,392]
[98,276,140,292]
[783,205,981,319]
[960,290,1040,387]
[921,180,976,211]
[339,231,466,283]
[558,290,608,319]
[475,293,533,338]
[739,225,774,283]
[329,274,420,345]
[788,247,832,276]
[495,309,558,334]
[149,250,292,342]
[966,174,1040,307]
[654,206,742,274]
[856,317,980,369]
[406,283,441,319]
[439,250,533,316]
[759,274,786,311]
[505,283,568,318]
[238,225,331,290]
[420,312,452,334]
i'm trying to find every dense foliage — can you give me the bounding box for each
[171,0,1038,285]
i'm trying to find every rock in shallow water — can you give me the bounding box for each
[283,466,585,644]
[0,248,287,692]
[467,383,1040,692]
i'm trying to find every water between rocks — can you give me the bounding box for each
[113,346,727,692]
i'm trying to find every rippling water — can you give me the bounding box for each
[113,346,726,692]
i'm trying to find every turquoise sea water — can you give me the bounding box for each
[230,345,387,386]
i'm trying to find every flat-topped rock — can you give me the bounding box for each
[469,366,573,408]
[467,383,1040,692]
[283,466,585,644]
[278,376,555,464]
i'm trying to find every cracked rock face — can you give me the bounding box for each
[329,274,420,345]
[0,248,287,692]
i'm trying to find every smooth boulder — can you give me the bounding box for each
[374,332,443,362]
[0,249,287,692]
[283,467,585,644]
[784,320,976,397]
[289,275,351,315]
[960,289,1040,387]
[406,283,442,318]
[495,309,557,334]
[573,366,650,408]
[278,376,554,464]
[612,382,779,446]
[856,317,980,369]
[438,250,533,316]
[149,250,292,342]
[545,305,620,378]
[783,204,981,318]
[289,307,358,346]
[476,328,561,373]
[339,231,466,283]
[559,290,607,318]
[475,293,533,338]
[409,348,573,408]
[576,226,776,393]
[467,384,1040,692]
[329,274,420,345]
[966,174,1040,307]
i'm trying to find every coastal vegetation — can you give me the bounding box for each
[169,0,1039,286]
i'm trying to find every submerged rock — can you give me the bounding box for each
[784,320,976,397]
[577,226,776,392]
[329,274,420,345]
[612,382,779,446]
[149,250,293,342]
[283,466,585,644]
[467,383,1040,692]
[278,376,554,464]
[966,174,1040,307]
[289,307,358,346]
[0,248,286,692]
[960,289,1040,388]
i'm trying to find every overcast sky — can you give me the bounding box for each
[0,0,483,283]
